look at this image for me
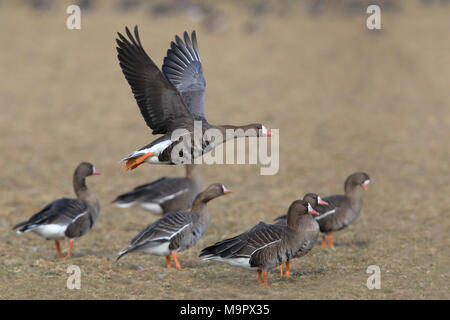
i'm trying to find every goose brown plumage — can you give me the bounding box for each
[12,162,101,260]
[116,183,232,270]
[273,193,328,276]
[115,26,272,171]
[112,164,202,215]
[199,200,319,285]
[314,172,371,249]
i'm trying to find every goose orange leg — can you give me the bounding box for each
[321,236,328,247]
[124,152,154,172]
[171,252,182,270]
[55,240,73,260]
[328,235,335,249]
[263,271,268,286]
[279,264,283,277]
[55,240,65,260]
[285,260,291,277]
[258,270,263,285]
[66,239,73,258]
[165,255,172,269]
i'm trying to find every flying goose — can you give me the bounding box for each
[115,26,272,171]
[113,164,202,215]
[13,162,101,260]
[199,200,319,285]
[116,183,232,269]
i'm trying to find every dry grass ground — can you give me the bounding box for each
[0,0,448,299]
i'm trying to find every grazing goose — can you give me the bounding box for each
[315,172,370,249]
[116,183,232,269]
[273,193,328,277]
[13,162,101,260]
[199,200,319,285]
[113,164,202,215]
[116,26,272,171]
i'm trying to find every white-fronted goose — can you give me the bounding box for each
[199,200,319,285]
[315,172,371,248]
[116,26,272,171]
[113,164,202,215]
[273,193,328,276]
[13,162,101,260]
[274,193,328,222]
[116,183,232,269]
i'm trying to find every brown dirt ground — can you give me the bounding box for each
[0,0,448,299]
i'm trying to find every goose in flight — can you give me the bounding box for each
[116,26,272,171]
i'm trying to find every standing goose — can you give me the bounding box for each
[315,172,371,249]
[112,164,202,215]
[116,183,232,269]
[199,200,319,285]
[274,193,328,222]
[116,26,272,171]
[273,193,328,277]
[13,162,101,260]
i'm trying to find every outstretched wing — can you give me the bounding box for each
[162,31,206,119]
[116,26,194,135]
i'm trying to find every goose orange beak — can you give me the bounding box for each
[266,130,273,137]
[93,170,101,175]
[124,152,154,172]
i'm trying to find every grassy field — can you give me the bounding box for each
[0,0,448,299]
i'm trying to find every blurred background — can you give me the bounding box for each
[0,0,448,299]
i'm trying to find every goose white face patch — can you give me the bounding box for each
[362,179,371,190]
[261,125,268,136]
[221,185,232,194]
